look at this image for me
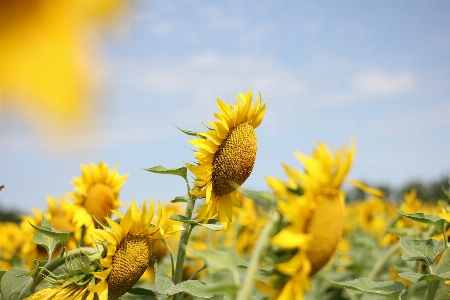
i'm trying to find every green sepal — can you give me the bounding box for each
[400,238,445,266]
[175,125,204,138]
[143,165,187,180]
[0,268,34,300]
[329,278,404,300]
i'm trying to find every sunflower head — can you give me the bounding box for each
[70,161,129,224]
[90,199,182,299]
[186,89,267,223]
[263,141,355,298]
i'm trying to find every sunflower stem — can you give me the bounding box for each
[173,179,197,299]
[161,239,175,278]
[368,242,401,280]
[236,215,278,300]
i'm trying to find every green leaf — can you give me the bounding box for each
[167,280,213,298]
[241,188,275,207]
[0,269,34,300]
[143,165,187,180]
[30,216,70,257]
[400,238,445,266]
[435,253,450,279]
[398,212,446,232]
[200,219,224,231]
[398,272,443,284]
[189,249,238,275]
[154,262,174,294]
[171,195,189,203]
[128,287,160,299]
[195,283,239,298]
[329,278,404,300]
[169,215,224,231]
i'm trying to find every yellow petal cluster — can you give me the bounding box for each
[70,161,129,225]
[264,140,355,300]
[186,89,267,223]
[0,0,124,139]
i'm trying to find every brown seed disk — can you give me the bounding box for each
[212,123,257,196]
[107,235,152,299]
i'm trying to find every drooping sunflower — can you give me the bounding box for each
[186,89,267,223]
[25,199,182,300]
[261,141,355,299]
[70,161,129,225]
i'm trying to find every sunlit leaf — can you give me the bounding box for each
[398,212,446,232]
[143,165,187,180]
[330,278,404,300]
[398,272,442,284]
[154,262,174,295]
[0,269,34,300]
[189,249,238,275]
[400,238,445,266]
[167,280,213,298]
[29,215,70,257]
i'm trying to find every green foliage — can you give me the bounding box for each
[330,278,404,300]
[170,215,224,231]
[143,165,188,181]
[0,269,34,300]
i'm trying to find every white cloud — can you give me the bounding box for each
[351,70,417,95]
[139,52,304,111]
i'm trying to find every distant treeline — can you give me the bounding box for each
[346,175,450,203]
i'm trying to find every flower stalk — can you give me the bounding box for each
[173,179,197,300]
[236,215,279,300]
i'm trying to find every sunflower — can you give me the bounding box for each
[262,141,355,299]
[70,161,129,225]
[25,199,182,300]
[0,0,125,139]
[186,89,267,223]
[0,222,26,270]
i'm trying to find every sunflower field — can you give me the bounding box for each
[1,90,450,300]
[2,1,450,300]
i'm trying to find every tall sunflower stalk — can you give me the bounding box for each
[169,89,267,299]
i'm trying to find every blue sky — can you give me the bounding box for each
[1,0,450,213]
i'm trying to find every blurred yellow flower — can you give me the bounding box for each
[0,0,124,138]
[70,161,129,225]
[263,140,355,300]
[20,196,91,266]
[0,222,26,270]
[186,89,267,223]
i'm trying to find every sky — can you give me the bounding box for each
[1,0,450,214]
